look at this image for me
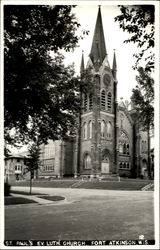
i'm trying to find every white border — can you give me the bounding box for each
[0,1,159,250]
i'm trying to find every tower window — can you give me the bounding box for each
[84,94,88,112]
[101,90,106,110]
[88,120,92,139]
[89,93,93,110]
[101,120,105,138]
[83,122,87,140]
[107,121,112,139]
[107,92,112,112]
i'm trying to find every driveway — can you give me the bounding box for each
[5,186,154,241]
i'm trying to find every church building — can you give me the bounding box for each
[38,7,150,179]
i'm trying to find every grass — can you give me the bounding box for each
[5,196,37,205]
[38,195,65,201]
[11,190,46,195]
[77,181,153,190]
[10,179,154,190]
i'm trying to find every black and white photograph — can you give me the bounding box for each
[0,0,159,249]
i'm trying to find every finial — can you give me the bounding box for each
[98,5,101,9]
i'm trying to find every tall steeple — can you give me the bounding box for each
[80,50,85,75]
[89,6,107,68]
[112,50,117,79]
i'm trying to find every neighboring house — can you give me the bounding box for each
[4,152,30,182]
[38,7,153,179]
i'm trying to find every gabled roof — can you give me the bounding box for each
[89,6,107,69]
[5,151,30,159]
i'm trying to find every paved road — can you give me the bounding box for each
[5,186,154,241]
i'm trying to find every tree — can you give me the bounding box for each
[26,139,41,194]
[131,67,154,178]
[115,5,155,71]
[4,5,87,148]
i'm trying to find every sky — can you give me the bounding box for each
[62,4,141,102]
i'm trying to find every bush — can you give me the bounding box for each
[4,182,11,196]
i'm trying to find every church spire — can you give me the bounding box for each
[80,50,85,74]
[112,49,117,79]
[89,6,107,69]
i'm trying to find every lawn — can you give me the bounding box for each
[38,195,65,201]
[5,196,37,205]
[11,190,46,195]
[10,178,154,190]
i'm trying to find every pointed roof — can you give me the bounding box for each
[112,50,117,71]
[80,51,85,74]
[89,6,107,68]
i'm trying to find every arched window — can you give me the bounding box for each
[144,141,147,152]
[101,90,106,110]
[119,162,123,169]
[107,121,112,139]
[84,94,88,112]
[123,162,126,169]
[123,143,126,154]
[119,130,130,155]
[107,92,112,112]
[127,144,129,155]
[89,93,93,110]
[83,122,87,139]
[141,140,144,153]
[119,144,123,153]
[84,154,91,169]
[88,120,92,139]
[101,120,105,138]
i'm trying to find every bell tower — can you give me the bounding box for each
[79,6,118,177]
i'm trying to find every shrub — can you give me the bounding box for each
[4,182,11,196]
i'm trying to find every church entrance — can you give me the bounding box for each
[101,151,110,174]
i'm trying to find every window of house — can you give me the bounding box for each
[84,94,88,112]
[107,121,112,139]
[101,120,105,138]
[15,165,17,170]
[84,154,91,169]
[89,93,93,110]
[101,90,106,110]
[107,92,112,112]
[83,122,87,140]
[17,158,20,162]
[88,120,92,139]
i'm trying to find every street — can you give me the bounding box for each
[5,187,154,241]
